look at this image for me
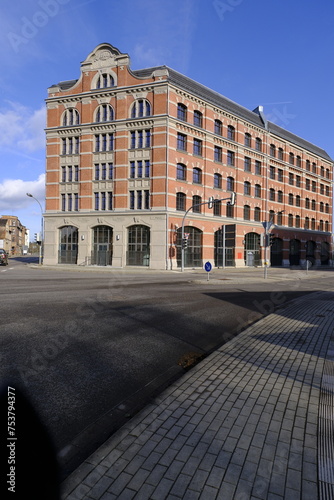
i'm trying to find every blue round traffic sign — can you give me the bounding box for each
[204,261,212,272]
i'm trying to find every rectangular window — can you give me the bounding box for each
[193,138,202,156]
[145,130,151,148]
[67,193,72,211]
[227,150,235,166]
[101,192,106,210]
[61,194,66,211]
[306,179,310,190]
[95,135,100,152]
[214,146,222,162]
[244,157,251,172]
[74,193,79,211]
[289,173,294,185]
[108,192,113,210]
[177,133,187,151]
[129,191,135,209]
[95,164,100,180]
[270,166,275,180]
[101,163,107,180]
[95,192,99,210]
[296,175,301,187]
[130,161,135,178]
[108,163,113,180]
[144,190,150,209]
[255,160,261,175]
[137,190,142,209]
[68,166,72,182]
[61,166,66,182]
[145,160,150,178]
[130,131,136,149]
[213,200,221,216]
[312,181,316,192]
[137,161,143,178]
[278,169,283,182]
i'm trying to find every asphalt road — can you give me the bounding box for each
[1,257,333,479]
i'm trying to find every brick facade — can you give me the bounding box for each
[44,43,333,269]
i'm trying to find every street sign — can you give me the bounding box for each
[204,261,212,272]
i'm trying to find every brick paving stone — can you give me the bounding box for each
[60,292,334,500]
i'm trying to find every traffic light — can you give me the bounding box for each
[208,196,214,209]
[269,233,275,246]
[182,238,188,249]
[228,192,236,206]
[34,232,41,244]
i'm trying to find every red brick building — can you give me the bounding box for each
[44,43,333,269]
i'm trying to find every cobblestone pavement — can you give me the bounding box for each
[61,290,334,500]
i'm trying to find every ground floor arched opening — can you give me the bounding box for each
[58,225,78,264]
[289,239,301,266]
[177,226,203,267]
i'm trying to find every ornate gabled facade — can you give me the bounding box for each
[44,43,333,269]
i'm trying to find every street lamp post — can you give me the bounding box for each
[26,193,43,265]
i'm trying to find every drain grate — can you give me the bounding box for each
[319,337,334,499]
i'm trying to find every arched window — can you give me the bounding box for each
[95,104,114,122]
[214,173,222,189]
[295,215,301,228]
[59,226,78,264]
[244,205,250,220]
[176,192,186,211]
[288,193,294,205]
[244,133,251,147]
[176,226,203,268]
[176,163,186,181]
[214,119,222,136]
[62,108,80,126]
[227,125,235,141]
[244,181,251,196]
[254,207,261,221]
[289,153,294,165]
[131,99,151,118]
[277,190,283,203]
[269,188,275,201]
[269,210,275,224]
[177,103,187,121]
[192,195,202,213]
[95,73,114,89]
[194,110,203,127]
[254,184,261,198]
[193,167,202,184]
[255,137,262,152]
[320,202,324,212]
[288,214,294,227]
[227,176,234,191]
[270,144,276,157]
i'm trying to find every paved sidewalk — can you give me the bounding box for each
[61,291,334,500]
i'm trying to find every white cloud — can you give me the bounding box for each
[0,101,45,152]
[0,174,45,211]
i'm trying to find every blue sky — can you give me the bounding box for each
[0,0,333,238]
